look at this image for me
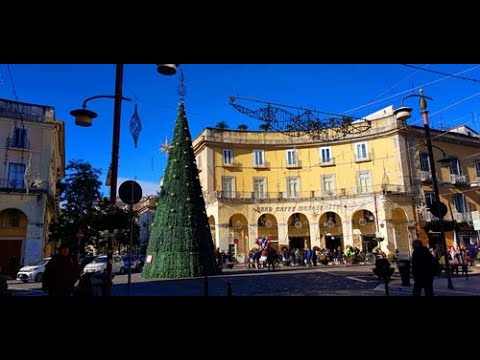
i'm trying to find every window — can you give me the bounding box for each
[450,159,461,175]
[253,177,267,199]
[424,191,434,208]
[475,162,480,178]
[222,176,235,198]
[319,147,332,163]
[420,153,430,171]
[287,177,300,198]
[286,149,297,166]
[357,171,371,193]
[8,163,25,189]
[253,150,265,167]
[322,175,335,195]
[355,142,369,161]
[454,193,466,213]
[223,149,233,165]
[12,127,27,148]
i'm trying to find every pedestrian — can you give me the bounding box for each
[411,239,435,296]
[42,243,79,296]
[8,256,19,278]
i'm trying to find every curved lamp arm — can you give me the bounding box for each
[82,95,132,109]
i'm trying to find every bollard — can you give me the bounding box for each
[396,259,411,286]
[227,281,232,296]
[373,258,394,296]
[204,275,208,296]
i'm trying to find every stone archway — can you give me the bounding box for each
[352,209,377,251]
[287,213,310,249]
[388,208,409,256]
[228,214,248,261]
[208,215,216,248]
[319,211,343,250]
[257,213,279,250]
[0,208,28,273]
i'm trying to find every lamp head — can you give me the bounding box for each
[393,106,413,123]
[70,108,98,127]
[157,64,179,76]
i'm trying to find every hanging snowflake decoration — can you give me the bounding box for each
[129,103,141,148]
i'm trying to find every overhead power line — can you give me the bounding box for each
[402,64,480,84]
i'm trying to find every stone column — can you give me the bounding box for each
[24,223,43,266]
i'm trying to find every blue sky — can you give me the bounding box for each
[2,64,480,196]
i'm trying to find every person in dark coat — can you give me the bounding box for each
[42,243,79,296]
[411,239,435,296]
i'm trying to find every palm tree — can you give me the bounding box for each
[215,121,229,130]
[259,123,272,131]
[237,124,248,131]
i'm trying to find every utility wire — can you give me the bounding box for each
[402,64,480,84]
[344,65,480,115]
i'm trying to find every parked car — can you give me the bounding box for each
[121,255,141,272]
[78,254,98,274]
[82,255,125,275]
[16,258,51,283]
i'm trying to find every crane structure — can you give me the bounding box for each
[229,96,371,141]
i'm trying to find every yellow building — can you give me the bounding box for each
[193,106,420,260]
[406,122,480,250]
[0,98,64,271]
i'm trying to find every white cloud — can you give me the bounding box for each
[117,178,160,197]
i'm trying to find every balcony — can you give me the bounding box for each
[286,160,301,169]
[253,161,270,169]
[0,178,47,194]
[223,162,242,168]
[420,170,432,182]
[355,153,371,163]
[455,212,472,223]
[382,184,413,195]
[450,174,467,185]
[0,98,55,122]
[320,157,336,167]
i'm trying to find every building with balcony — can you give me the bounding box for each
[193,106,419,260]
[410,124,480,249]
[0,98,64,271]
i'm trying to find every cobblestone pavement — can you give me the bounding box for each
[112,266,391,296]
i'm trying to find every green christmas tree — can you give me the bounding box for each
[142,101,217,278]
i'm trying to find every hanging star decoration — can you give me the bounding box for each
[159,136,173,156]
[31,173,43,188]
[416,204,429,214]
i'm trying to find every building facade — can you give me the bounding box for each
[408,123,480,250]
[193,105,480,261]
[0,98,64,271]
[193,106,416,260]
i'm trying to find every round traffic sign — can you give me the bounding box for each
[119,180,143,205]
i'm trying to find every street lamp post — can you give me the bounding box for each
[71,64,179,296]
[394,89,454,289]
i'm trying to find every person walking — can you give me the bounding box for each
[411,239,435,296]
[42,243,79,296]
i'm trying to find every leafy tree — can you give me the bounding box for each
[237,124,248,131]
[48,160,133,255]
[215,121,229,130]
[142,102,217,278]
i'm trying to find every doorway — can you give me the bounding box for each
[326,236,341,251]
[289,237,305,249]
